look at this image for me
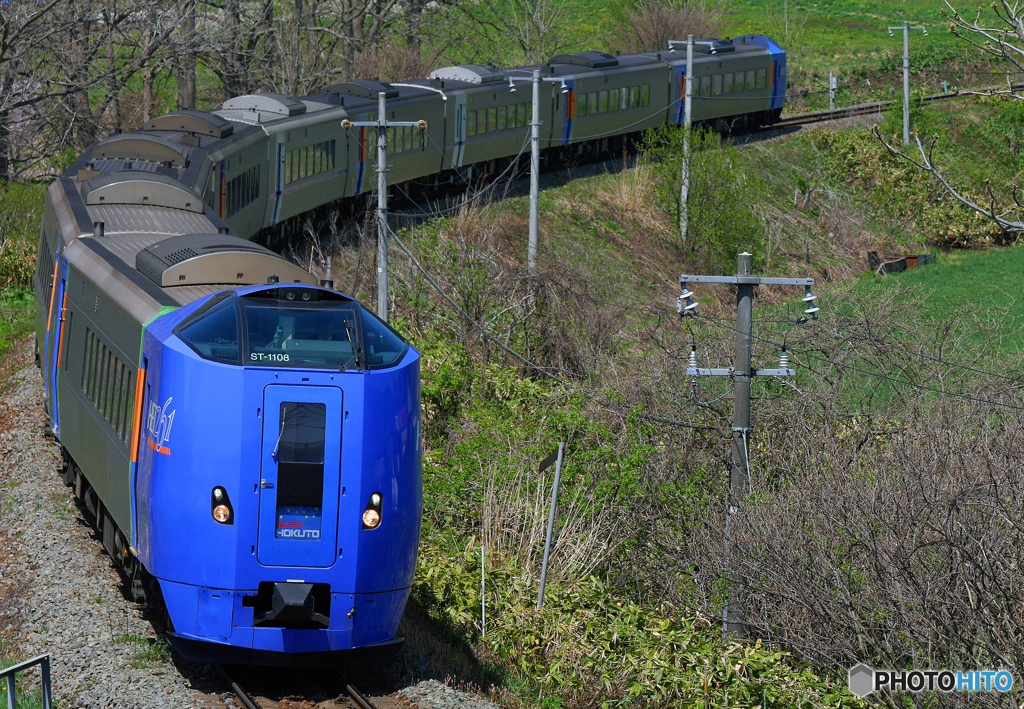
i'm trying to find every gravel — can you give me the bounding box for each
[396,680,503,709]
[0,344,206,708]
[0,339,506,709]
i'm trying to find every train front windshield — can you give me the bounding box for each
[244,305,359,369]
[173,287,409,370]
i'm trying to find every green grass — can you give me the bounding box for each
[853,246,1024,351]
[0,290,34,360]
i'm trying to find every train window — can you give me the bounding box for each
[274,401,326,531]
[244,306,359,369]
[110,360,123,429]
[361,308,408,369]
[518,103,527,126]
[467,111,477,137]
[388,127,397,152]
[712,75,722,96]
[619,87,628,110]
[175,295,240,364]
[700,76,711,97]
[82,330,94,397]
[63,311,72,373]
[746,70,756,91]
[640,85,650,106]
[488,107,497,133]
[315,143,322,173]
[577,92,586,117]
[404,124,413,151]
[630,86,639,108]
[757,68,767,89]
[609,89,618,111]
[724,73,734,94]
[120,367,133,443]
[497,106,506,131]
[328,141,335,170]
[307,146,314,178]
[284,154,292,185]
[597,90,607,113]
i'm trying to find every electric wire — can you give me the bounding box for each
[384,224,727,433]
[693,313,1024,413]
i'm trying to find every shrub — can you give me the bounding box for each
[643,126,767,273]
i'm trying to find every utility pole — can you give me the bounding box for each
[887,22,928,146]
[529,69,540,277]
[678,253,819,638]
[508,71,567,289]
[342,92,427,322]
[680,34,693,244]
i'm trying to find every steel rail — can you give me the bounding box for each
[338,672,379,709]
[773,83,1024,129]
[213,664,260,709]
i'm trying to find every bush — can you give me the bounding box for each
[643,126,767,273]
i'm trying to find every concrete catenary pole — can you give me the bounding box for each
[902,22,910,146]
[680,35,694,244]
[376,91,389,321]
[529,69,541,278]
[725,252,753,637]
[887,22,926,146]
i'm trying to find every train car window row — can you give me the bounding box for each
[36,235,54,306]
[284,140,336,186]
[700,69,767,98]
[386,125,424,154]
[81,328,134,447]
[577,84,650,118]
[467,103,530,138]
[226,165,261,217]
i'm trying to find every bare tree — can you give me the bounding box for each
[426,0,577,68]
[607,0,721,55]
[875,1,1024,239]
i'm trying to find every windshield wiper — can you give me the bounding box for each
[345,321,363,371]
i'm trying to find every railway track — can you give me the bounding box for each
[210,664,414,709]
[773,83,1024,129]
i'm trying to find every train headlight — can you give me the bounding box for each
[362,491,383,529]
[211,487,233,524]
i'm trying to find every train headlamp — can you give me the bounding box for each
[301,291,311,301]
[286,291,296,300]
[211,487,234,524]
[362,491,383,529]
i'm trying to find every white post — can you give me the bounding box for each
[480,526,486,637]
[376,91,389,321]
[902,22,910,146]
[528,69,540,277]
[536,442,565,609]
[680,34,693,244]
[829,72,836,111]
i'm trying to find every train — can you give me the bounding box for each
[32,35,784,665]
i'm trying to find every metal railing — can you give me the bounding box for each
[1,655,52,709]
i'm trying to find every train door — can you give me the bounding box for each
[45,260,67,432]
[257,385,342,568]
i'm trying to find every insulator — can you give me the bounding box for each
[689,348,698,369]
[779,349,789,370]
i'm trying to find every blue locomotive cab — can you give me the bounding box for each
[135,283,421,665]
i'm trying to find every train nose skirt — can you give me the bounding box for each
[250,581,331,629]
